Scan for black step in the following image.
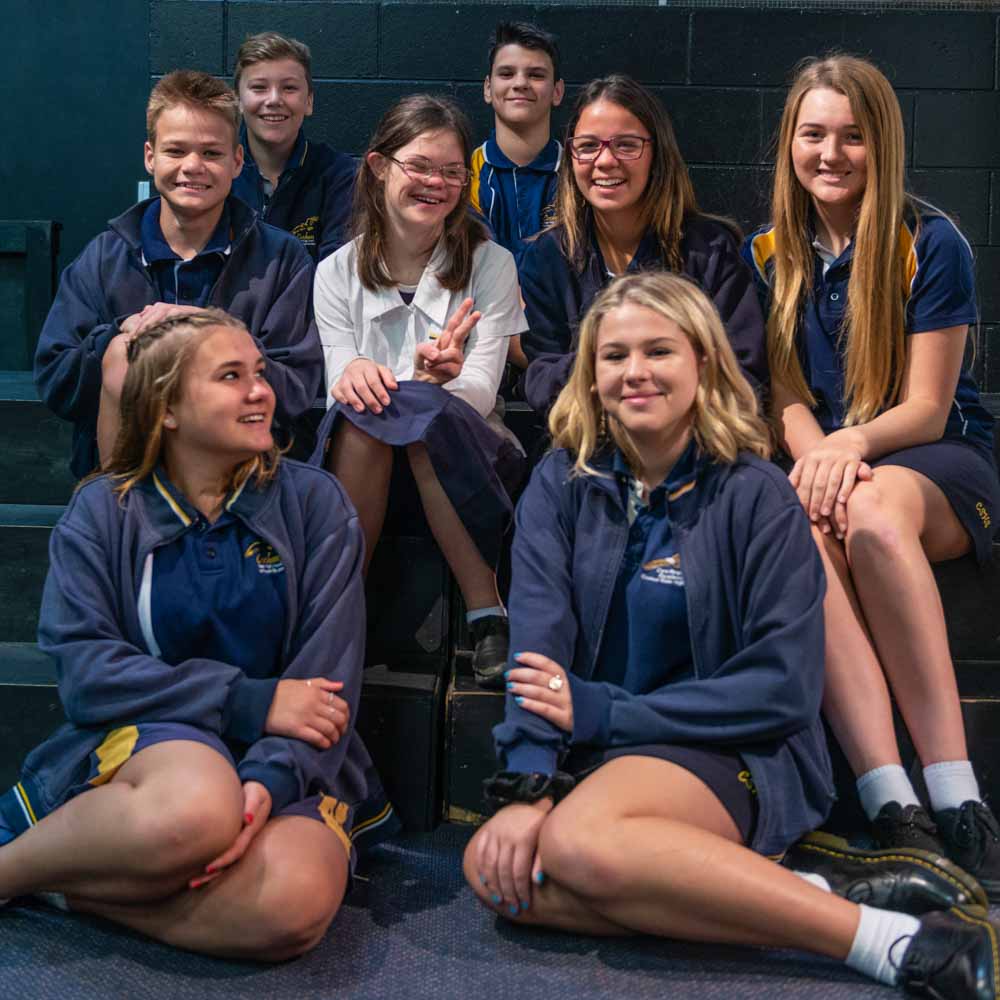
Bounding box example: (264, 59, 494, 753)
(0, 505, 61, 642)
(0, 372, 75, 505)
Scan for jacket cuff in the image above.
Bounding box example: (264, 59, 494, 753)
(92, 322, 121, 360)
(239, 762, 299, 815)
(569, 674, 611, 746)
(223, 676, 279, 744)
(503, 742, 558, 776)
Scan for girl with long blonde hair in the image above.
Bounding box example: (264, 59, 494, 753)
(744, 55, 1000, 893)
(464, 273, 995, 999)
(0, 309, 394, 959)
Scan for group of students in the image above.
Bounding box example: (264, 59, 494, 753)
(0, 18, 998, 999)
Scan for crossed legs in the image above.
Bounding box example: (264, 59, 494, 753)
(0, 741, 347, 961)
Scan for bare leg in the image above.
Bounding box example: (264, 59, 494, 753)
(813, 527, 903, 775)
(71, 817, 348, 961)
(0, 742, 243, 903)
(406, 443, 500, 611)
(97, 335, 130, 466)
(326, 421, 393, 575)
(844, 467, 970, 766)
(465, 757, 859, 956)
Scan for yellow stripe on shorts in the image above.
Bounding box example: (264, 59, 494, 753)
(318, 795, 353, 858)
(89, 725, 140, 786)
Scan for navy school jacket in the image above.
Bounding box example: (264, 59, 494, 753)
(494, 447, 835, 857)
(34, 196, 323, 478)
(519, 215, 769, 414)
(232, 125, 357, 263)
(13, 460, 377, 821)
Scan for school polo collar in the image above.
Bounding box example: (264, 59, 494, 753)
(483, 131, 562, 173)
(136, 464, 270, 534)
(240, 124, 309, 175)
(360, 237, 452, 331)
(138, 198, 233, 266)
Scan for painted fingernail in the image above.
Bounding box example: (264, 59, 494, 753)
(521, 901, 529, 911)
(245, 813, 254, 824)
(205, 865, 217, 874)
(503, 670, 510, 679)
(506, 682, 515, 691)
(509, 904, 519, 916)
(491, 894, 502, 905)
(535, 871, 545, 885)
(515, 696, 524, 705)
(479, 875, 487, 885)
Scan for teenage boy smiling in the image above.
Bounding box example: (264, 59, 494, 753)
(471, 22, 565, 266)
(232, 32, 355, 262)
(34, 70, 322, 478)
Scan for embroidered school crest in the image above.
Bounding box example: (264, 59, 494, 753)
(244, 540, 285, 575)
(292, 215, 318, 246)
(640, 554, 684, 587)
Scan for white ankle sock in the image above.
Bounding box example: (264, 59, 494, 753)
(845, 904, 921, 986)
(466, 606, 506, 624)
(923, 760, 981, 813)
(856, 765, 921, 822)
(793, 871, 831, 893)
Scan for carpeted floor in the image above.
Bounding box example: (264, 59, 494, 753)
(0, 824, 937, 1000)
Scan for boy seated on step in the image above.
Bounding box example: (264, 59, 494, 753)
(231, 31, 356, 263)
(471, 21, 564, 372)
(34, 70, 322, 479)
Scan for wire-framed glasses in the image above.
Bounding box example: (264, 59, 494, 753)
(386, 155, 471, 187)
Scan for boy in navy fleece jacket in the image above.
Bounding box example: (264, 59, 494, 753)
(34, 70, 322, 478)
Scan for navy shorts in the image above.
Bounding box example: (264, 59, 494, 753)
(563, 743, 758, 845)
(873, 438, 1000, 564)
(310, 381, 526, 567)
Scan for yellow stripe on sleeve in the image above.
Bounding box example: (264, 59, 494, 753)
(469, 146, 486, 215)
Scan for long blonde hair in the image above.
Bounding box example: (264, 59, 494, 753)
(553, 76, 697, 272)
(769, 55, 908, 425)
(104, 309, 280, 499)
(550, 272, 770, 477)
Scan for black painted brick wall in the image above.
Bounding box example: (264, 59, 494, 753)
(147, 4, 1000, 392)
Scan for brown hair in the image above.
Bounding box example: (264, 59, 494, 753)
(352, 94, 488, 291)
(105, 309, 280, 499)
(234, 31, 313, 93)
(767, 54, 909, 425)
(550, 272, 769, 477)
(146, 70, 241, 149)
(553, 75, 698, 272)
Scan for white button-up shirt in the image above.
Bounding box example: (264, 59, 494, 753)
(314, 236, 527, 418)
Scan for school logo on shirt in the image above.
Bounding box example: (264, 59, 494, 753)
(244, 541, 285, 575)
(640, 555, 684, 587)
(292, 215, 318, 247)
(976, 501, 991, 529)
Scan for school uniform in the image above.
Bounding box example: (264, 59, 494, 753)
(232, 125, 357, 262)
(744, 201, 1000, 562)
(0, 460, 397, 865)
(469, 133, 560, 265)
(519, 214, 769, 414)
(34, 196, 324, 479)
(310, 236, 529, 565)
(494, 444, 834, 857)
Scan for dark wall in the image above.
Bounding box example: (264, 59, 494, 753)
(1, 0, 149, 268)
(7, 3, 1000, 388)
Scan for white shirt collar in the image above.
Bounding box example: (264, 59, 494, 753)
(361, 237, 452, 331)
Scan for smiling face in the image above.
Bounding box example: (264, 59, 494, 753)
(571, 100, 652, 223)
(164, 326, 275, 466)
(370, 128, 466, 237)
(484, 44, 564, 129)
(595, 303, 700, 450)
(237, 57, 314, 154)
(791, 87, 867, 216)
(144, 104, 243, 224)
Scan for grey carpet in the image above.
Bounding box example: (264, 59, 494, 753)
(0, 824, 921, 999)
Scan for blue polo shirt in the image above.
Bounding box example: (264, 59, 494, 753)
(470, 133, 561, 264)
(592, 442, 698, 695)
(140, 198, 232, 306)
(143, 469, 288, 743)
(744, 204, 992, 451)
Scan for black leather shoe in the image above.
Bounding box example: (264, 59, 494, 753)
(873, 802, 948, 854)
(783, 830, 987, 916)
(894, 907, 999, 999)
(470, 615, 509, 689)
(936, 801, 1000, 903)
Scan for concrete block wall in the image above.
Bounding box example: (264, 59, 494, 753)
(147, 2, 1000, 391)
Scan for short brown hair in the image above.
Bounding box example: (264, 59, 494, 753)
(146, 70, 241, 148)
(234, 32, 313, 93)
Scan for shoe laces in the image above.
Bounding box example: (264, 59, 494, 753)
(956, 800, 1000, 848)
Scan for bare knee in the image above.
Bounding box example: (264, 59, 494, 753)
(538, 809, 626, 900)
(845, 482, 910, 561)
(252, 857, 344, 961)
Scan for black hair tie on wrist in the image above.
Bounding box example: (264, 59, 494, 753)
(483, 770, 575, 814)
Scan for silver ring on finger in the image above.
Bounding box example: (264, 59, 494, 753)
(548, 675, 564, 692)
